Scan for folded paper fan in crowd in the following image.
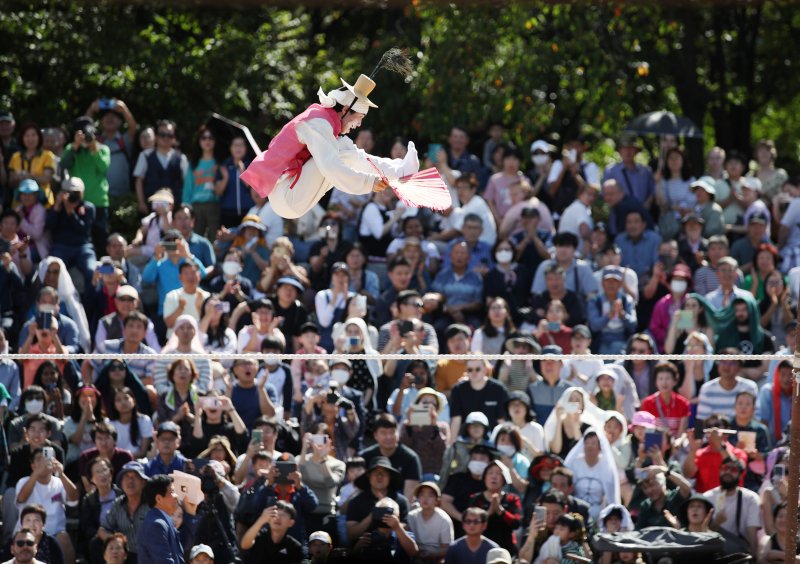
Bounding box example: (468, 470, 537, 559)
(390, 168, 452, 211)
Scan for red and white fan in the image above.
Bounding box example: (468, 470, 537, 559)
(390, 168, 452, 211)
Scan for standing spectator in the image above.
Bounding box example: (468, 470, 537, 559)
(703, 457, 761, 555)
(359, 413, 423, 501)
(449, 357, 509, 442)
(587, 267, 637, 355)
(430, 174, 497, 248)
(97, 461, 149, 562)
(143, 422, 189, 477)
(61, 117, 111, 252)
(239, 501, 304, 564)
(654, 148, 696, 240)
(485, 146, 526, 224)
(715, 151, 747, 226)
(133, 119, 188, 213)
(182, 125, 223, 241)
(603, 133, 655, 209)
(0, 209, 33, 277)
(86, 99, 138, 201)
(46, 178, 96, 296)
(128, 188, 174, 263)
(7, 122, 57, 207)
(758, 359, 794, 443)
(137, 475, 198, 564)
(162, 261, 210, 337)
(0, 111, 19, 195)
(356, 188, 402, 261)
(218, 135, 255, 228)
(635, 465, 692, 529)
(546, 133, 599, 217)
(14, 179, 47, 262)
(615, 211, 662, 278)
(639, 362, 690, 438)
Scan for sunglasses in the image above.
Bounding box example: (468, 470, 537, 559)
(404, 301, 424, 308)
(462, 519, 485, 526)
(15, 540, 34, 547)
(157, 132, 175, 139)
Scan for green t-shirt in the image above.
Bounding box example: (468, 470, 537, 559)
(637, 487, 687, 529)
(62, 144, 111, 207)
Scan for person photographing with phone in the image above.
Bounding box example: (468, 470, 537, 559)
(298, 428, 347, 534)
(301, 382, 359, 463)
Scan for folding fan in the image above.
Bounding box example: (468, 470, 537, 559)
(367, 158, 452, 211)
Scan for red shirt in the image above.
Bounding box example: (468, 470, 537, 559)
(693, 443, 748, 493)
(640, 392, 690, 436)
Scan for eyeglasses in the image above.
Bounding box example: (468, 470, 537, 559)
(489, 305, 507, 311)
(157, 131, 175, 139)
(404, 301, 424, 308)
(15, 540, 35, 547)
(462, 519, 485, 526)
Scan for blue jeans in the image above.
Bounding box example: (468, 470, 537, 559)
(51, 244, 96, 297)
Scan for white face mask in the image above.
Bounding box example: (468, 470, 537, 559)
(222, 261, 241, 276)
(330, 369, 350, 385)
(25, 399, 44, 415)
(671, 280, 688, 294)
(265, 359, 280, 369)
(495, 250, 514, 264)
(467, 460, 489, 477)
(497, 444, 516, 457)
(532, 154, 549, 166)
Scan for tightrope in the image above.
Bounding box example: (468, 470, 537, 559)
(1, 352, 798, 363)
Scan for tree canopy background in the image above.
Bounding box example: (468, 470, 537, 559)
(2, 0, 800, 173)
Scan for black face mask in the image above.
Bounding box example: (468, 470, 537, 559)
(67, 191, 82, 204)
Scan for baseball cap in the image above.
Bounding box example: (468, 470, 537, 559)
(681, 213, 704, 225)
(541, 344, 563, 355)
(0, 111, 13, 122)
(331, 262, 349, 275)
(239, 214, 266, 231)
(690, 177, 716, 196)
(530, 139, 555, 154)
(602, 266, 624, 281)
(189, 545, 214, 560)
(115, 285, 139, 300)
(308, 531, 332, 545)
(486, 547, 512, 564)
(464, 412, 490, 427)
(572, 324, 591, 339)
(748, 211, 769, 225)
(413, 481, 442, 498)
(742, 177, 763, 192)
(62, 177, 85, 192)
(157, 421, 180, 436)
(116, 461, 148, 485)
(17, 179, 40, 194)
(329, 358, 352, 369)
(276, 276, 305, 293)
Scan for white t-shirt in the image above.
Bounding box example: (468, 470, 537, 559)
(704, 486, 761, 537)
(162, 288, 210, 337)
(558, 200, 593, 237)
(111, 414, 154, 454)
(520, 421, 546, 454)
(15, 476, 75, 535)
(450, 196, 497, 246)
(407, 507, 454, 554)
(236, 326, 286, 353)
(547, 159, 600, 186)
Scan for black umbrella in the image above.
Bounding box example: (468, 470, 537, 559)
(623, 110, 703, 139)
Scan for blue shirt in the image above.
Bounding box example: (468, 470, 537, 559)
(604, 162, 656, 204)
(431, 269, 483, 307)
(443, 239, 494, 272)
(587, 291, 638, 346)
(19, 312, 81, 354)
(187, 232, 216, 267)
(141, 257, 207, 314)
(528, 378, 570, 423)
(531, 258, 599, 300)
(757, 382, 793, 439)
(143, 452, 189, 476)
(615, 230, 662, 277)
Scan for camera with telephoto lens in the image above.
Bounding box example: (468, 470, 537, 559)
(82, 124, 96, 143)
(326, 390, 341, 404)
(200, 464, 220, 495)
(67, 191, 82, 204)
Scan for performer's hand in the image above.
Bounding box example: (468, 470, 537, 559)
(372, 178, 389, 192)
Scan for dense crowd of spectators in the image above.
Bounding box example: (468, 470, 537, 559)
(0, 101, 798, 564)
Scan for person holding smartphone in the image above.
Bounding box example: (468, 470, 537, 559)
(298, 428, 346, 534)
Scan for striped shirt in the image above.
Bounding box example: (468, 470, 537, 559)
(696, 376, 758, 421)
(693, 266, 720, 297)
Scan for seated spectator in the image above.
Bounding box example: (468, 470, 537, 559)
(345, 456, 410, 548)
(519, 489, 568, 564)
(86, 258, 127, 332)
(76, 422, 134, 492)
(429, 241, 484, 331)
(592, 243, 639, 301)
(8, 122, 57, 206)
(703, 256, 750, 308)
(343, 243, 380, 300)
(297, 425, 346, 534)
(97, 461, 149, 562)
(615, 210, 662, 279)
(144, 422, 188, 477)
(157, 358, 201, 439)
(388, 360, 449, 423)
(29, 259, 91, 352)
(11, 503, 65, 564)
(141, 229, 208, 324)
(155, 315, 212, 394)
(377, 289, 437, 351)
(759, 270, 795, 344)
(239, 501, 304, 564)
(758, 358, 794, 444)
(307, 213, 348, 292)
(757, 501, 798, 563)
(496, 335, 540, 394)
(490, 424, 530, 494)
(63, 385, 106, 464)
(588, 267, 637, 355)
(224, 216, 271, 287)
(449, 357, 509, 441)
(14, 178, 50, 262)
(18, 313, 67, 389)
(443, 213, 494, 274)
(471, 297, 515, 355)
(635, 464, 692, 529)
(0, 328, 21, 411)
(399, 389, 449, 482)
(430, 173, 496, 248)
(696, 350, 759, 421)
(639, 361, 690, 438)
(703, 456, 761, 555)
(729, 390, 770, 491)
(533, 299, 573, 353)
(359, 413, 422, 501)
(466, 460, 521, 554)
(683, 415, 748, 493)
(357, 188, 403, 261)
(100, 534, 128, 564)
(108, 387, 153, 459)
(544, 387, 607, 460)
(128, 188, 174, 262)
(558, 183, 597, 256)
(46, 177, 96, 296)
(443, 507, 498, 564)
(16, 447, 79, 563)
(731, 213, 771, 274)
(270, 276, 309, 354)
(32, 361, 70, 420)
(186, 392, 246, 459)
(563, 429, 620, 522)
(601, 179, 654, 239)
(94, 285, 159, 351)
(163, 260, 210, 337)
(196, 295, 237, 363)
(6, 389, 65, 453)
(332, 317, 381, 410)
(510, 207, 554, 300)
(533, 513, 588, 564)
(649, 264, 692, 352)
(407, 481, 452, 563)
(531, 232, 598, 310)
(0, 209, 33, 278)
(232, 417, 282, 486)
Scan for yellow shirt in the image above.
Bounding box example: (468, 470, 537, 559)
(8, 149, 56, 206)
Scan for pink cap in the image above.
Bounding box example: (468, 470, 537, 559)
(630, 411, 657, 430)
